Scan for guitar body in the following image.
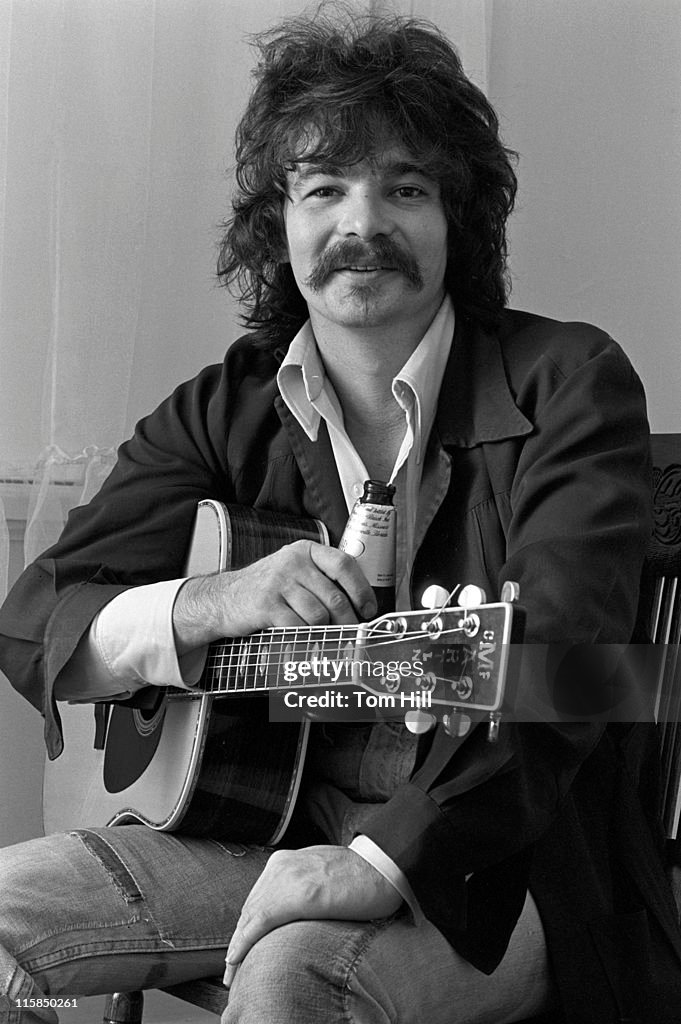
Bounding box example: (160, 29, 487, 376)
(43, 501, 327, 844)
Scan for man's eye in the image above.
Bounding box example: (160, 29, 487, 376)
(393, 185, 425, 199)
(307, 186, 338, 198)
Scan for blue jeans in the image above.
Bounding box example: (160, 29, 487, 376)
(0, 824, 553, 1024)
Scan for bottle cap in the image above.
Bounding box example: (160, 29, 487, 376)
(361, 480, 395, 505)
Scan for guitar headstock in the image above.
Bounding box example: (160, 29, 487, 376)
(353, 583, 524, 741)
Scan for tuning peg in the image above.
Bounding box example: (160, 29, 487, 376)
(500, 581, 520, 603)
(404, 709, 437, 734)
(459, 585, 487, 611)
(487, 712, 501, 743)
(421, 585, 451, 610)
(442, 710, 472, 738)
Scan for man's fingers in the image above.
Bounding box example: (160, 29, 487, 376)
(222, 961, 237, 988)
(223, 897, 296, 985)
(262, 541, 376, 624)
(279, 583, 350, 627)
(227, 905, 276, 965)
(307, 543, 377, 621)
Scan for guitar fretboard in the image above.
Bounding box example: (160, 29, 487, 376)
(202, 623, 389, 695)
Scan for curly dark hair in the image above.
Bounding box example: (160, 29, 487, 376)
(217, 5, 518, 344)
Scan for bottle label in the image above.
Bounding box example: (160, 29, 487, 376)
(339, 501, 396, 587)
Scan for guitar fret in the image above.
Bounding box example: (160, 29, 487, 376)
(307, 629, 319, 688)
(249, 632, 265, 691)
(245, 637, 255, 691)
(207, 644, 223, 693)
(222, 638, 237, 692)
(248, 637, 258, 690)
(242, 637, 253, 690)
(239, 638, 250, 690)
(283, 635, 295, 689)
(257, 633, 269, 685)
(210, 642, 224, 694)
(254, 635, 265, 688)
(266, 629, 279, 689)
(237, 636, 248, 691)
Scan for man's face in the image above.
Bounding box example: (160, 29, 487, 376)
(282, 144, 449, 338)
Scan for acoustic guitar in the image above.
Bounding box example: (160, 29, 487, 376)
(43, 500, 522, 844)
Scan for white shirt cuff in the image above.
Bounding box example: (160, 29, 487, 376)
(349, 835, 424, 924)
(55, 579, 208, 702)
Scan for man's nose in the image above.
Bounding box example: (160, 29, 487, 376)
(339, 191, 393, 240)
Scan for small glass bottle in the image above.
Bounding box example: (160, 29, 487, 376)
(339, 479, 396, 616)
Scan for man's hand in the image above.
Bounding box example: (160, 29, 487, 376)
(222, 845, 403, 987)
(172, 540, 377, 654)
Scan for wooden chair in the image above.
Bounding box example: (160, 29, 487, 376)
(648, 434, 681, 862)
(102, 434, 681, 1024)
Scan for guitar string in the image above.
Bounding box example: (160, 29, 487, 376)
(178, 656, 480, 696)
(203, 627, 468, 670)
(204, 622, 467, 653)
(202, 627, 474, 664)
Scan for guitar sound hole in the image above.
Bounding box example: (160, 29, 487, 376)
(103, 701, 167, 793)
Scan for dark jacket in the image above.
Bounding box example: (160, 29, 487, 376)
(1, 309, 680, 1021)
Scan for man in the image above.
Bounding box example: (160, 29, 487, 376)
(0, 8, 679, 1024)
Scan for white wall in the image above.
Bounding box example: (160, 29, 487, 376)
(488, 0, 681, 430)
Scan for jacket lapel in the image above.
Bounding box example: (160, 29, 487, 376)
(274, 395, 348, 545)
(436, 317, 532, 449)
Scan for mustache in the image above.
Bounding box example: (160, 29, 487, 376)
(305, 239, 423, 291)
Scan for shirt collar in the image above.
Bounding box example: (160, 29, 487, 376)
(277, 296, 455, 448)
(276, 322, 326, 439)
(392, 296, 454, 462)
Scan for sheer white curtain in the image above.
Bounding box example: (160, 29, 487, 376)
(0, 0, 156, 578)
(0, 0, 247, 592)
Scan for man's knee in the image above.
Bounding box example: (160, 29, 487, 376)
(223, 919, 379, 1024)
